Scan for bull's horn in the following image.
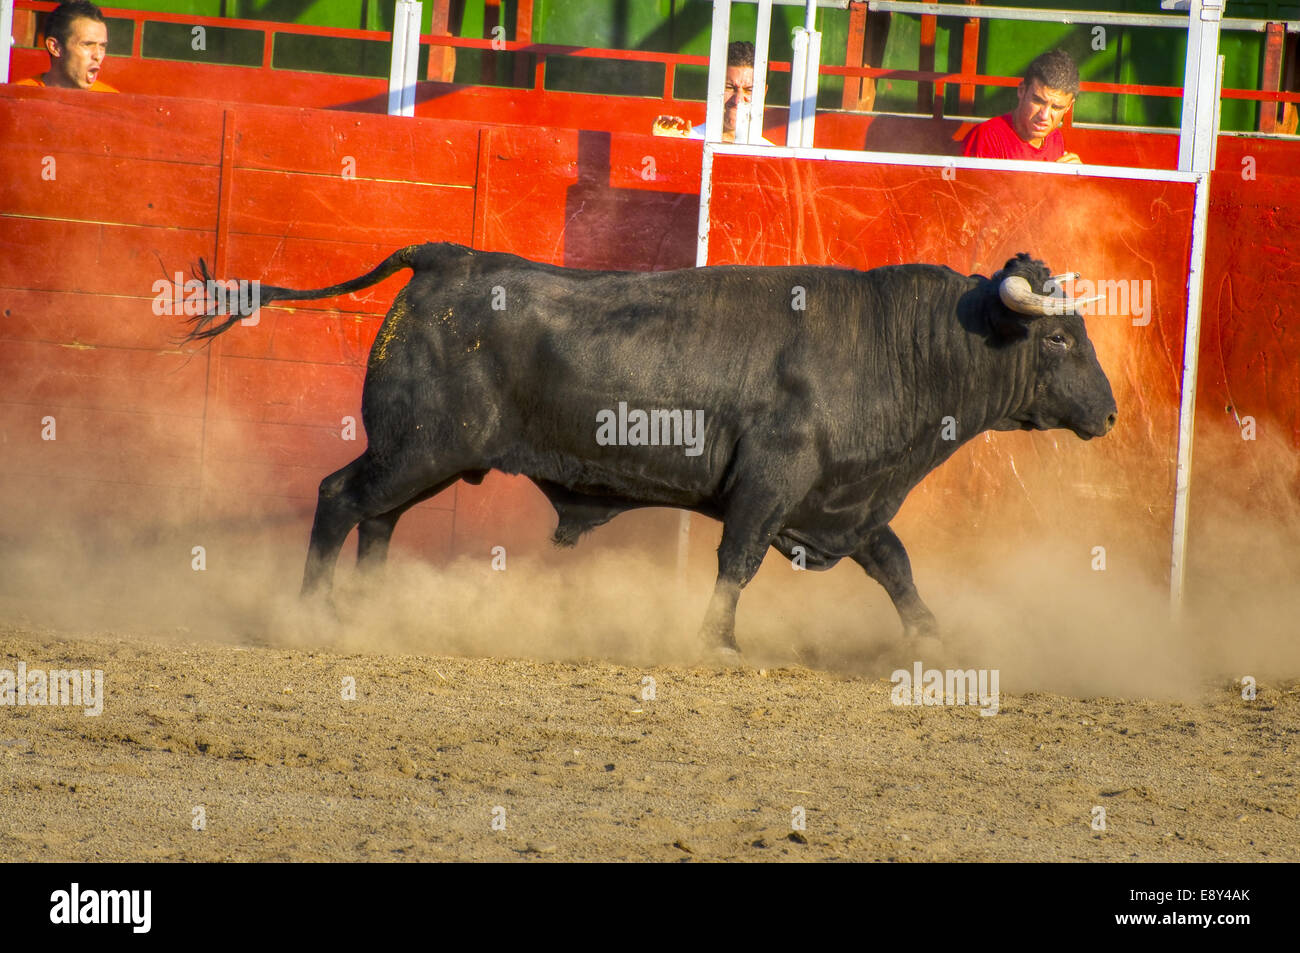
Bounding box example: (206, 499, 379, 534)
(999, 275, 1100, 316)
(1048, 271, 1080, 284)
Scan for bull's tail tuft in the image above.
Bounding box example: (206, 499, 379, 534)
(181, 244, 424, 344)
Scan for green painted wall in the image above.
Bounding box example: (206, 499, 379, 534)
(94, 2, 1293, 130)
(872, 0, 1288, 131)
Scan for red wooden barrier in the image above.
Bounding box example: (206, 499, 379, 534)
(2, 83, 1298, 591)
(705, 154, 1195, 581)
(702, 141, 1300, 584)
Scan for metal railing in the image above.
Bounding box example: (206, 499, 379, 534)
(7, 0, 1299, 112)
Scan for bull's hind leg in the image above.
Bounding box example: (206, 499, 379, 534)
(301, 452, 466, 596)
(851, 525, 938, 640)
(355, 469, 485, 571)
(354, 478, 461, 571)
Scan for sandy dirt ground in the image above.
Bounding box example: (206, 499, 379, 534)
(1, 519, 1297, 863)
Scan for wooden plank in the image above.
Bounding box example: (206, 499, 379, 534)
(201, 416, 376, 471)
(0, 148, 220, 231)
(0, 289, 196, 351)
(191, 484, 455, 556)
(0, 338, 208, 416)
(210, 306, 381, 367)
(959, 3, 980, 115)
(0, 218, 215, 297)
(226, 168, 475, 245)
(918, 0, 937, 115)
(477, 126, 697, 270)
(841, 1, 868, 111)
(472, 127, 493, 251)
(198, 455, 349, 505)
(0, 402, 203, 487)
(428, 0, 458, 83)
(220, 236, 419, 314)
(0, 90, 224, 165)
(198, 465, 325, 506)
(1, 61, 387, 115)
(1261, 22, 1286, 134)
(230, 106, 481, 185)
(385, 504, 456, 559)
(0, 471, 199, 531)
(214, 110, 237, 279)
(208, 353, 366, 428)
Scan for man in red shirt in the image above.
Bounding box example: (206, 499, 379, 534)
(13, 1, 118, 92)
(963, 49, 1078, 163)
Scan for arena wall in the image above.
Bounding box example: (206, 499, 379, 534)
(1, 83, 1296, 586)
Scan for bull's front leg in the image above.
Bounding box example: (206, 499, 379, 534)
(851, 525, 938, 641)
(700, 484, 809, 660)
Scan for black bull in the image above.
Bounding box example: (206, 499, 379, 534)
(186, 243, 1116, 657)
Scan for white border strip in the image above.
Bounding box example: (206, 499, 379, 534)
(387, 0, 421, 117)
(707, 141, 1203, 184)
(1168, 172, 1212, 613)
(749, 0, 773, 145)
(867, 1, 1296, 32)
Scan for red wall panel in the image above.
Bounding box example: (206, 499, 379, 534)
(1191, 140, 1300, 570)
(3, 81, 1299, 593)
(1, 290, 181, 350)
(0, 338, 207, 415)
(706, 153, 1197, 578)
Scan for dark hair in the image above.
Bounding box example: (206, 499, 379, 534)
(727, 40, 754, 69)
(1024, 49, 1079, 97)
(43, 1, 106, 50)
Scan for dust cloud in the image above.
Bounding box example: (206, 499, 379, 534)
(1, 496, 1296, 702)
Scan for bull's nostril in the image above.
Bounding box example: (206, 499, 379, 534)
(1106, 412, 1118, 431)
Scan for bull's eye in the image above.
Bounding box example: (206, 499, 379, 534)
(1046, 332, 1070, 348)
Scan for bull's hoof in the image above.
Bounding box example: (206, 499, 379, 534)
(299, 589, 341, 623)
(900, 634, 946, 668)
(699, 644, 744, 668)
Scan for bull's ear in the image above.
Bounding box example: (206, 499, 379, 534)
(988, 306, 1033, 341)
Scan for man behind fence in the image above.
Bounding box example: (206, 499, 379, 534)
(14, 1, 118, 92)
(962, 49, 1079, 163)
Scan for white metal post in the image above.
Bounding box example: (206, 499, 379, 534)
(1177, 0, 1225, 172)
(703, 0, 732, 145)
(1168, 43, 1224, 614)
(1, 0, 15, 85)
(1168, 169, 1213, 613)
(787, 28, 808, 145)
(747, 0, 773, 144)
(1167, 1, 1224, 612)
(787, 0, 821, 147)
(799, 9, 821, 147)
(698, 1, 732, 270)
(387, 0, 422, 117)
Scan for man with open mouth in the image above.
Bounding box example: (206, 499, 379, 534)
(14, 0, 118, 93)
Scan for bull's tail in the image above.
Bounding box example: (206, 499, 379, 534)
(182, 244, 422, 342)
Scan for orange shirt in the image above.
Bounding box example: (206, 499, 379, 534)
(13, 76, 118, 92)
